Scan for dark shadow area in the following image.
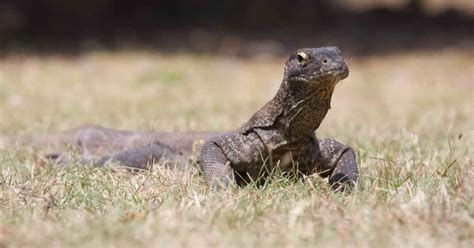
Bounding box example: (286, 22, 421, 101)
(0, 0, 472, 56)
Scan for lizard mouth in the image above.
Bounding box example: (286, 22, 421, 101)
(304, 67, 349, 82)
(287, 66, 349, 84)
(321, 64, 349, 78)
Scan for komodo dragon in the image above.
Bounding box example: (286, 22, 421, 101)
(0, 47, 358, 190)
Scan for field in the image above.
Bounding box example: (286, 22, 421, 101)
(0, 48, 473, 247)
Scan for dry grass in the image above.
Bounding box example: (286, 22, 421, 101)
(0, 48, 473, 247)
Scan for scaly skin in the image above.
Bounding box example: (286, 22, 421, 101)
(0, 47, 358, 190)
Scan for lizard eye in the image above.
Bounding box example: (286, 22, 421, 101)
(296, 51, 309, 66)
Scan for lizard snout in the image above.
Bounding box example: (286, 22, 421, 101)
(334, 61, 349, 79)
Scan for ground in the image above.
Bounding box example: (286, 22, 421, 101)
(0, 48, 473, 247)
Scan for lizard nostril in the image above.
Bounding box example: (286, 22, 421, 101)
(322, 59, 328, 64)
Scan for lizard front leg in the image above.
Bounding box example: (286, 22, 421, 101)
(314, 138, 359, 190)
(200, 141, 235, 186)
(200, 132, 265, 187)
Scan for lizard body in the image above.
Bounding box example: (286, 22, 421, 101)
(1, 47, 358, 190)
(201, 47, 357, 188)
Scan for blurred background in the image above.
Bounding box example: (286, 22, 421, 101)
(0, 0, 472, 133)
(0, 0, 473, 56)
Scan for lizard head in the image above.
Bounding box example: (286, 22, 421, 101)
(284, 47, 349, 87)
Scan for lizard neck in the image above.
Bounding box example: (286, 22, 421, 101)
(277, 79, 335, 141)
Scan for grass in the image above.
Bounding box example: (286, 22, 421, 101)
(0, 48, 473, 247)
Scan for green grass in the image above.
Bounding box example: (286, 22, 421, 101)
(0, 49, 473, 247)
